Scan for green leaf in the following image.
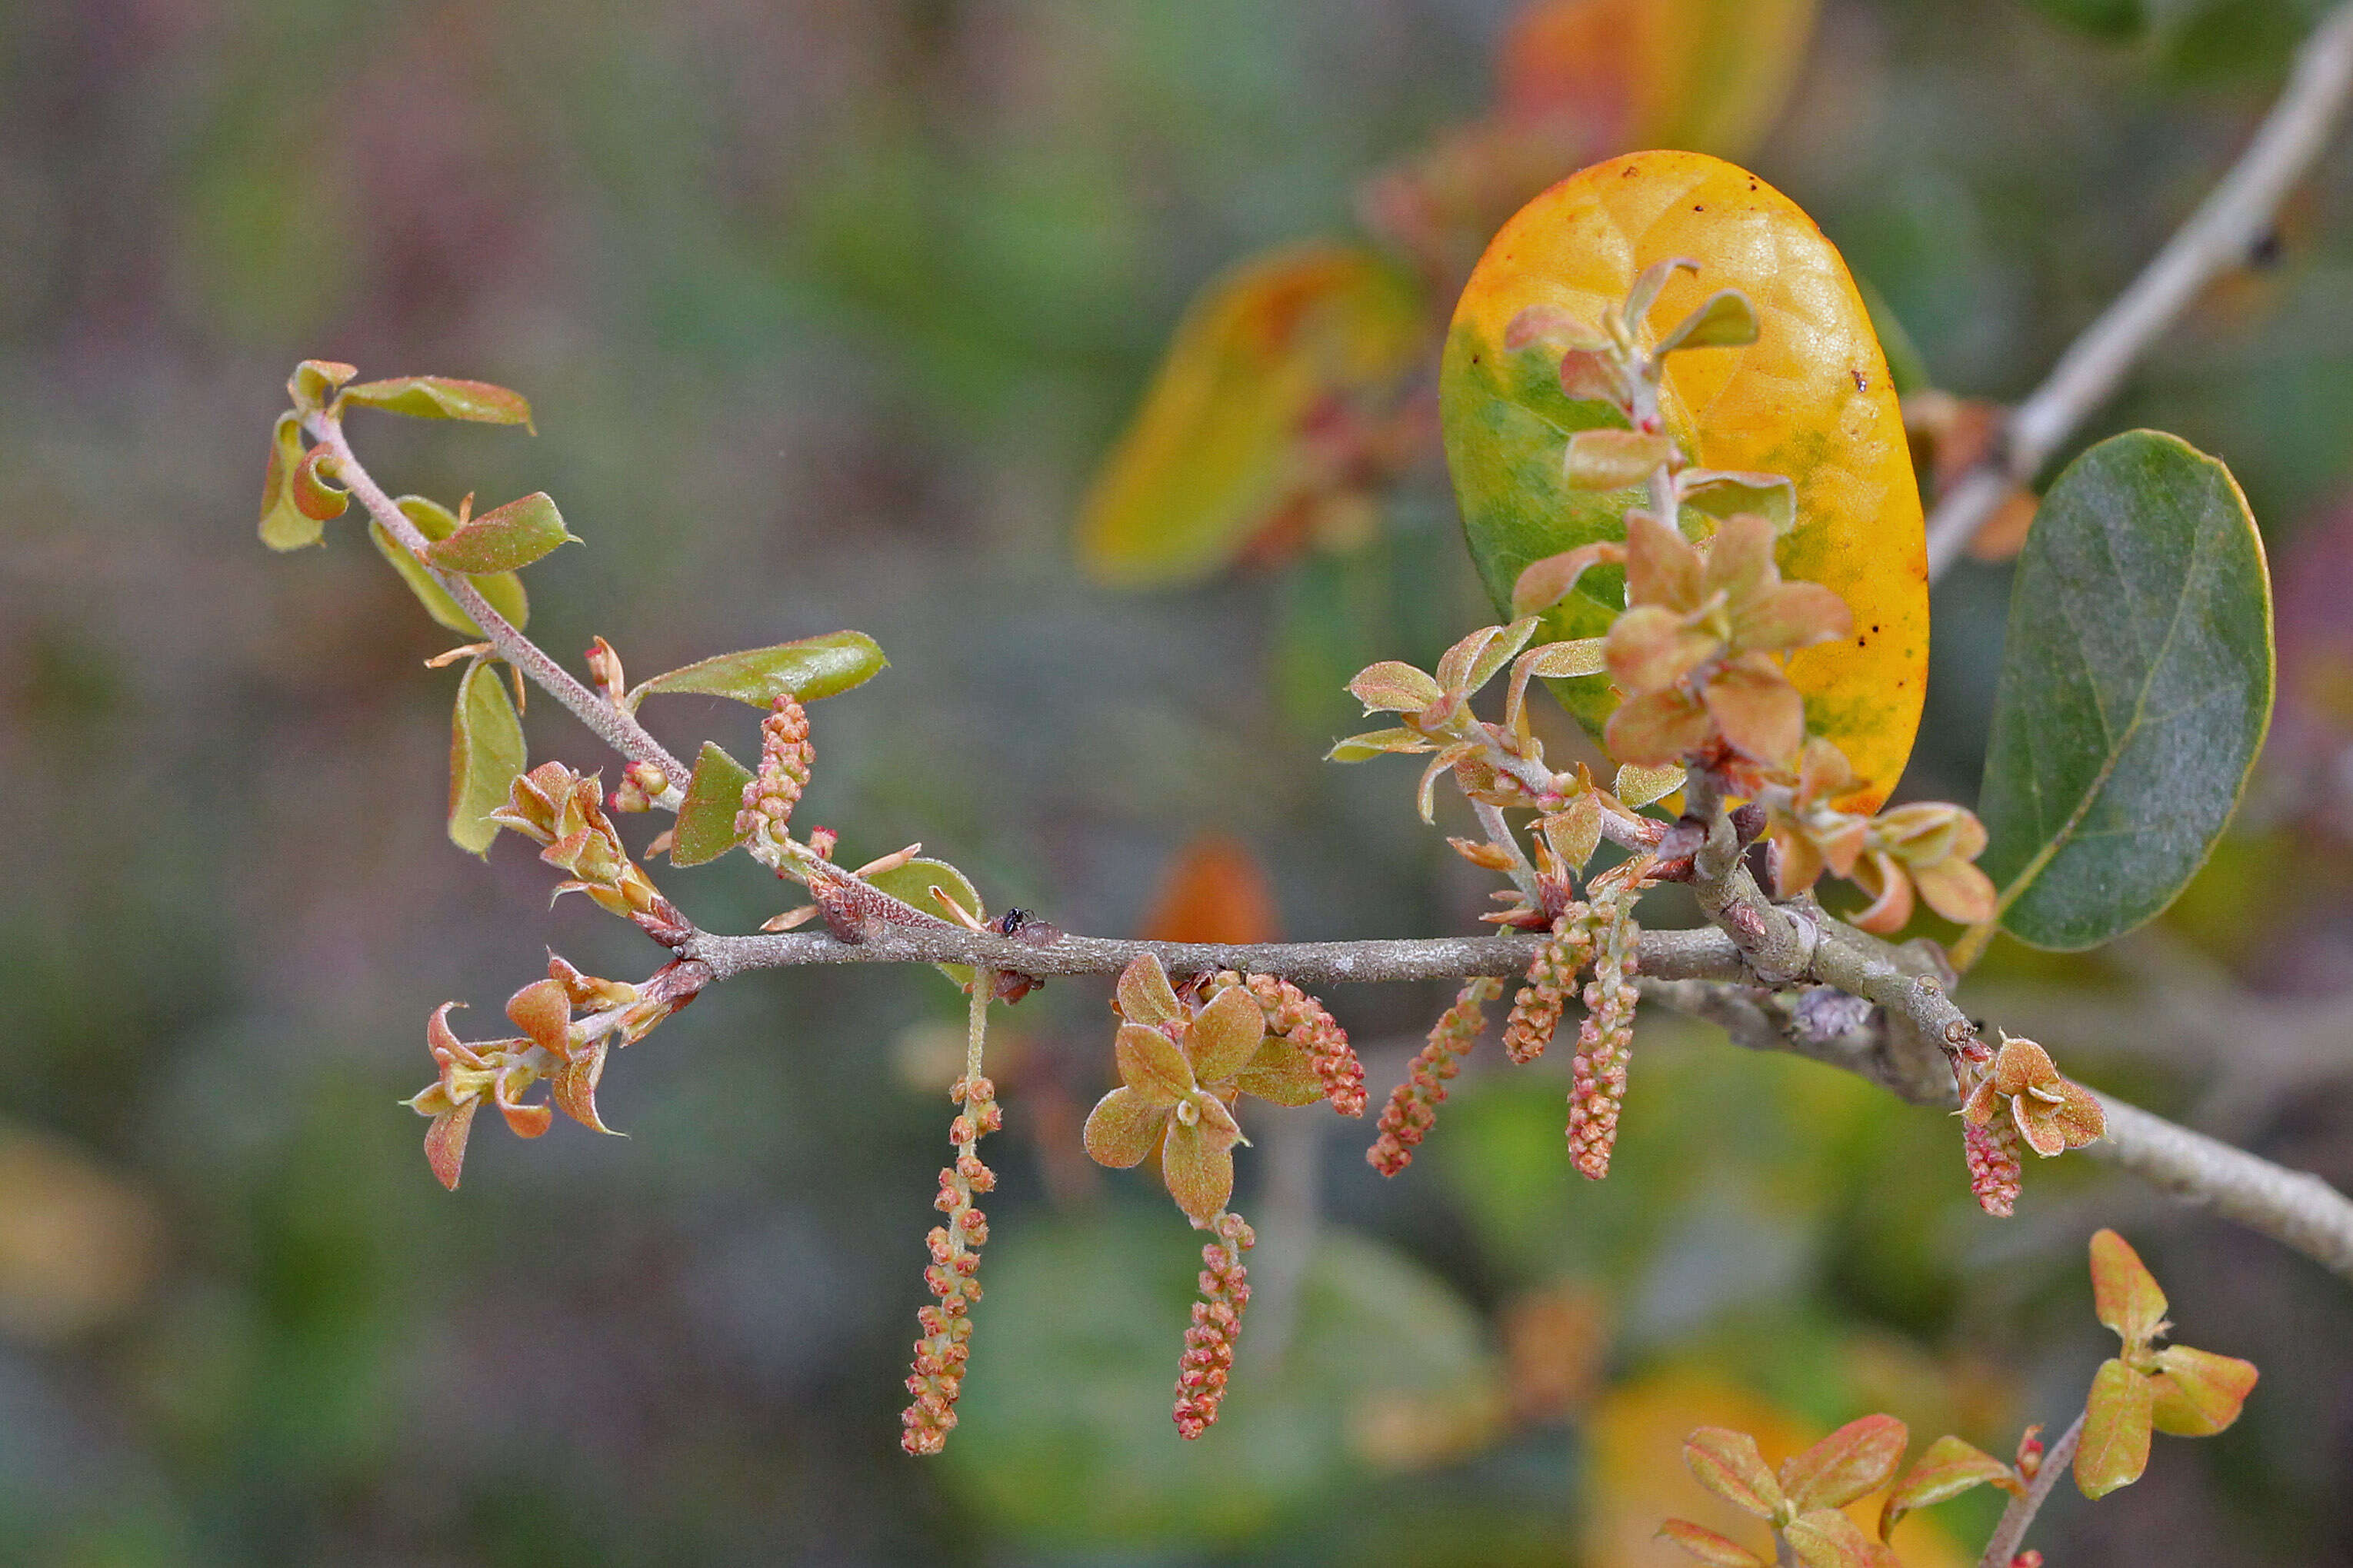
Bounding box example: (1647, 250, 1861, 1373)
(258, 413, 322, 551)
(1977, 431, 2275, 950)
(424, 491, 577, 573)
(369, 496, 531, 635)
(286, 359, 357, 414)
(625, 631, 885, 711)
(1326, 727, 1430, 763)
(448, 661, 526, 856)
(865, 855, 984, 989)
(2075, 1359, 2155, 1500)
(338, 375, 535, 430)
(670, 742, 752, 867)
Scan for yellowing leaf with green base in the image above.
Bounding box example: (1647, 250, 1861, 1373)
(1441, 151, 1928, 811)
(1080, 241, 1422, 588)
(448, 661, 526, 856)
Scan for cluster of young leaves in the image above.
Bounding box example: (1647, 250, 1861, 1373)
(2075, 1229, 2260, 1498)
(1659, 1230, 2257, 1565)
(1077, 0, 1820, 588)
(255, 358, 890, 860)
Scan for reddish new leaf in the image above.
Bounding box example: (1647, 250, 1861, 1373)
(1779, 1413, 1908, 1513)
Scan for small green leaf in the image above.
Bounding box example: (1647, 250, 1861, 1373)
(625, 631, 885, 711)
(671, 742, 752, 867)
(338, 375, 535, 431)
(370, 495, 531, 635)
(291, 445, 349, 521)
(448, 661, 527, 856)
(1328, 727, 1431, 762)
(258, 413, 322, 551)
(1878, 1435, 2016, 1541)
(287, 359, 357, 414)
(425, 491, 576, 573)
(1978, 431, 2274, 950)
(1779, 1413, 1907, 1513)
(864, 856, 985, 989)
(1655, 290, 1761, 355)
(2075, 1359, 2155, 1500)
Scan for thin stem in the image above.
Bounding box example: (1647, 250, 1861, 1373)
(1977, 1411, 2085, 1568)
(1924, 2, 2353, 579)
(307, 411, 692, 805)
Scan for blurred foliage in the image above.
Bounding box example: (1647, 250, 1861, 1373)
(4, 1, 2353, 1565)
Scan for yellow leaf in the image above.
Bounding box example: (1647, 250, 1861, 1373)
(1582, 1369, 1969, 1568)
(1443, 151, 1928, 811)
(1079, 241, 1422, 588)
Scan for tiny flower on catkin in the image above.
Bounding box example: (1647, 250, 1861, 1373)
(901, 1071, 999, 1456)
(1369, 977, 1499, 1175)
(1565, 893, 1641, 1179)
(1502, 906, 1596, 1064)
(735, 692, 812, 843)
(1172, 1211, 1254, 1440)
(1964, 1117, 2025, 1217)
(1215, 971, 1365, 1116)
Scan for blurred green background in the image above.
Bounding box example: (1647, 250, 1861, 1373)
(5, 0, 2353, 1563)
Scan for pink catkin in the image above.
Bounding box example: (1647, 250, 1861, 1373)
(735, 694, 813, 840)
(1965, 1115, 2024, 1217)
(1369, 977, 1500, 1176)
(1172, 1212, 1254, 1440)
(1564, 895, 1639, 1179)
(1501, 907, 1596, 1064)
(1225, 973, 1365, 1117)
(901, 1075, 999, 1455)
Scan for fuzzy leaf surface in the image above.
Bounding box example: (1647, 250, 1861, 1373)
(671, 742, 753, 867)
(425, 491, 577, 573)
(626, 631, 885, 711)
(339, 376, 534, 429)
(1978, 431, 2273, 950)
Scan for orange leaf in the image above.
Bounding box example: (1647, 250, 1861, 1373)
(1142, 834, 1283, 945)
(1079, 242, 1421, 587)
